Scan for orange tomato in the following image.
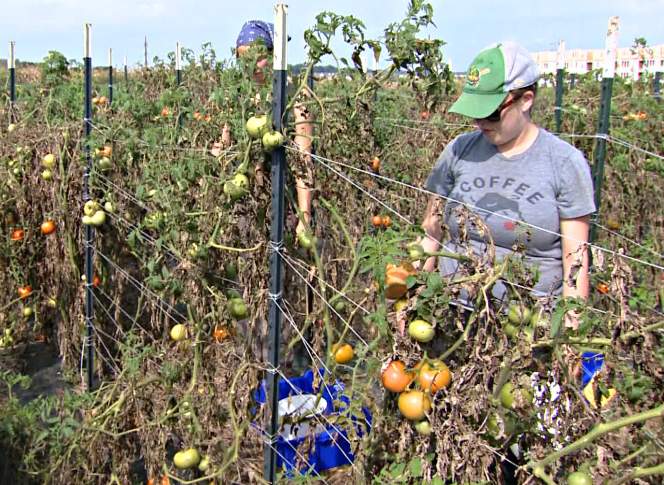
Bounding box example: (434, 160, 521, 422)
(18, 285, 33, 299)
(385, 263, 416, 300)
(213, 325, 230, 342)
(420, 110, 430, 121)
(398, 390, 432, 421)
(416, 360, 451, 393)
(161, 475, 170, 485)
(161, 107, 171, 117)
(98, 145, 112, 158)
(333, 343, 354, 364)
(381, 215, 392, 228)
(10, 228, 25, 241)
(92, 275, 102, 288)
(381, 360, 415, 393)
(193, 111, 201, 120)
(41, 220, 56, 235)
(98, 96, 108, 105)
(596, 283, 609, 294)
(204, 114, 211, 122)
(370, 156, 380, 172)
(371, 215, 383, 227)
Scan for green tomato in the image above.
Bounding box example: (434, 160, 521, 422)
(332, 300, 346, 313)
(228, 298, 248, 319)
(407, 241, 425, 260)
(198, 456, 210, 472)
(414, 420, 432, 435)
(170, 324, 187, 341)
(223, 173, 249, 201)
(408, 319, 435, 343)
(41, 169, 53, 181)
(90, 210, 106, 227)
(567, 471, 593, 485)
(246, 115, 269, 139)
(173, 448, 200, 469)
(507, 304, 532, 326)
(503, 323, 519, 339)
(499, 382, 533, 410)
(22, 306, 34, 318)
(224, 262, 238, 280)
(84, 200, 99, 216)
(297, 231, 314, 250)
(41, 153, 56, 169)
(261, 130, 285, 152)
(98, 157, 113, 171)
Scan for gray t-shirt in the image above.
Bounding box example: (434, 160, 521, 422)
(425, 128, 596, 299)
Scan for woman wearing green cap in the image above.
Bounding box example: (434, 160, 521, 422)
(420, 41, 595, 322)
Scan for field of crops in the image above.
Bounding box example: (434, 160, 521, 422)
(1, 3, 663, 485)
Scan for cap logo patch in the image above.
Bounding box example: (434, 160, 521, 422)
(467, 66, 491, 87)
(467, 66, 480, 86)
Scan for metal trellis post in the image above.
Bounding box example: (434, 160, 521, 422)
(175, 42, 182, 86)
(175, 42, 182, 128)
(124, 56, 129, 86)
(264, 3, 288, 483)
(83, 23, 96, 390)
(654, 71, 662, 102)
(9, 41, 16, 122)
(108, 48, 113, 105)
(590, 17, 618, 243)
(554, 40, 565, 133)
(570, 73, 576, 90)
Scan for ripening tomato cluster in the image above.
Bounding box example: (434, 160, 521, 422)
(371, 214, 392, 229)
(381, 357, 452, 434)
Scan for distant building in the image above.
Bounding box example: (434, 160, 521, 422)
(532, 44, 664, 79)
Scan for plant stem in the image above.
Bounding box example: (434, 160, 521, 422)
(528, 404, 664, 470)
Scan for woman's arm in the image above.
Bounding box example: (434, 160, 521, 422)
(420, 196, 444, 272)
(560, 215, 591, 299)
(293, 102, 314, 236)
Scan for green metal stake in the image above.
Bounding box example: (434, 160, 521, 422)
(554, 68, 565, 133)
(264, 4, 288, 483)
(589, 16, 619, 243)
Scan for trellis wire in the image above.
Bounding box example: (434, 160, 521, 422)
(287, 145, 664, 272)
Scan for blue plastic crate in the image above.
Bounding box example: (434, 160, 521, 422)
(255, 369, 371, 475)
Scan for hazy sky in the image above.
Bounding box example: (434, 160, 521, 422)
(2, 0, 663, 70)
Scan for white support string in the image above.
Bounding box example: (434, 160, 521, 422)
(104, 209, 240, 288)
(279, 253, 371, 348)
(592, 221, 664, 261)
(94, 285, 159, 342)
(273, 297, 372, 432)
(95, 250, 189, 324)
(286, 145, 664, 272)
(88, 120, 240, 155)
(94, 172, 152, 212)
(282, 253, 370, 316)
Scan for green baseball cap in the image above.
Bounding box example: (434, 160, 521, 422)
(449, 41, 540, 119)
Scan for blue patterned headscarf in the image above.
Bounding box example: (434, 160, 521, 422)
(236, 20, 274, 51)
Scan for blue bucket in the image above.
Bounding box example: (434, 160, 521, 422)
(254, 369, 372, 475)
(581, 352, 604, 387)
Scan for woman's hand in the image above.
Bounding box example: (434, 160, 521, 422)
(418, 196, 444, 271)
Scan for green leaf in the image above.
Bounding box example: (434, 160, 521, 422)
(409, 456, 423, 477)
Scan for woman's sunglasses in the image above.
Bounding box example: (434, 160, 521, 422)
(478, 93, 523, 122)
